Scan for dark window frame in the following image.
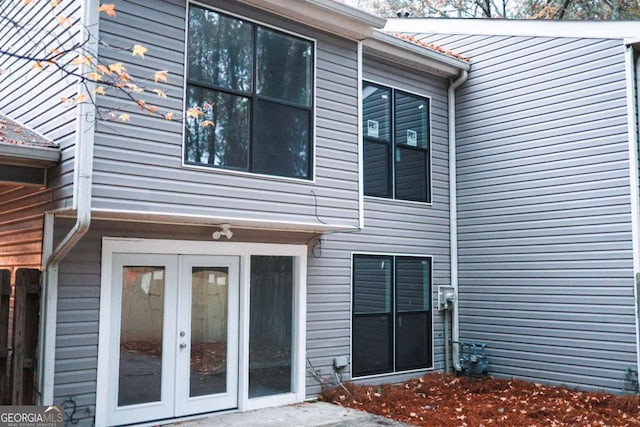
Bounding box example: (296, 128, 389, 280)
(363, 81, 431, 203)
(351, 254, 433, 378)
(184, 3, 315, 180)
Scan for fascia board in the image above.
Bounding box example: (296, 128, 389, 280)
(0, 144, 60, 167)
(385, 18, 640, 40)
(235, 0, 386, 40)
(86, 209, 358, 234)
(364, 31, 469, 77)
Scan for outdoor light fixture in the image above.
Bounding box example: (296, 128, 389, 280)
(212, 224, 233, 240)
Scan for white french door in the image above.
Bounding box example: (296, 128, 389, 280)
(104, 254, 239, 426)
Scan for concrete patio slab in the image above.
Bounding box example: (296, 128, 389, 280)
(167, 401, 412, 427)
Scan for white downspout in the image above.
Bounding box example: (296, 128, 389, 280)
(627, 45, 640, 390)
(38, 0, 98, 404)
(449, 70, 468, 372)
(635, 52, 640, 391)
(357, 40, 364, 230)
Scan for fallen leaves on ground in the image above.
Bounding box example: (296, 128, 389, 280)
(320, 373, 640, 427)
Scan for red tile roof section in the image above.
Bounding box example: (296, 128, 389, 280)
(391, 33, 470, 62)
(0, 113, 56, 148)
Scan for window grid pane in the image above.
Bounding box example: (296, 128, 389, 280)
(257, 27, 313, 107)
(363, 82, 431, 202)
(184, 85, 250, 170)
(185, 4, 313, 180)
(187, 6, 253, 93)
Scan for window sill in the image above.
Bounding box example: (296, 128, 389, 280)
(182, 161, 316, 185)
(351, 366, 435, 381)
(364, 195, 433, 207)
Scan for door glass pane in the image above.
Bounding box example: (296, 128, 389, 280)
(254, 100, 310, 179)
(249, 256, 293, 398)
(118, 266, 165, 407)
(187, 5, 253, 92)
(256, 27, 312, 107)
(189, 267, 229, 398)
(184, 85, 250, 170)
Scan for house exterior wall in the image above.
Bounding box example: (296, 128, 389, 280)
(52, 218, 313, 426)
(414, 32, 638, 393)
(92, 0, 359, 228)
(303, 56, 451, 396)
(0, 0, 80, 209)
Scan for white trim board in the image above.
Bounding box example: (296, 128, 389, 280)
(96, 238, 308, 426)
(384, 18, 640, 40)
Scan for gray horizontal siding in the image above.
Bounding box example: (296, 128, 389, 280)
(415, 32, 636, 393)
(0, 0, 79, 210)
(304, 57, 451, 396)
(92, 0, 359, 227)
(53, 218, 314, 425)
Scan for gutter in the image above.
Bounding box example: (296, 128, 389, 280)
(37, 0, 98, 404)
(449, 70, 468, 372)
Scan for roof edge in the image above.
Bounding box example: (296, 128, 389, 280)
(236, 0, 386, 40)
(384, 18, 640, 40)
(0, 143, 60, 167)
(364, 30, 470, 78)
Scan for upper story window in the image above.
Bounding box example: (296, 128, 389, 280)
(363, 82, 431, 202)
(184, 5, 314, 180)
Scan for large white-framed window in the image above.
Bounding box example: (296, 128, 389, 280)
(362, 82, 431, 203)
(183, 3, 315, 180)
(351, 253, 433, 378)
(95, 238, 308, 426)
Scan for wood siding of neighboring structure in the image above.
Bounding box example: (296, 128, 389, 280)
(304, 56, 451, 396)
(414, 33, 637, 393)
(93, 0, 359, 228)
(0, 185, 51, 274)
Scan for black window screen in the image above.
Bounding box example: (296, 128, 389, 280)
(352, 255, 432, 377)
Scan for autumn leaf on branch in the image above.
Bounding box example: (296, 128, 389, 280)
(55, 15, 72, 26)
(154, 70, 168, 84)
(98, 3, 116, 17)
(186, 107, 204, 119)
(152, 89, 167, 98)
(5, 0, 213, 127)
(132, 44, 147, 59)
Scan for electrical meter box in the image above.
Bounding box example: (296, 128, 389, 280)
(438, 286, 456, 310)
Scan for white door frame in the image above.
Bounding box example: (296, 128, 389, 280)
(96, 238, 307, 426)
(106, 254, 179, 426)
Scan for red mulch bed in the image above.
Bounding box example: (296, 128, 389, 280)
(320, 373, 640, 427)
